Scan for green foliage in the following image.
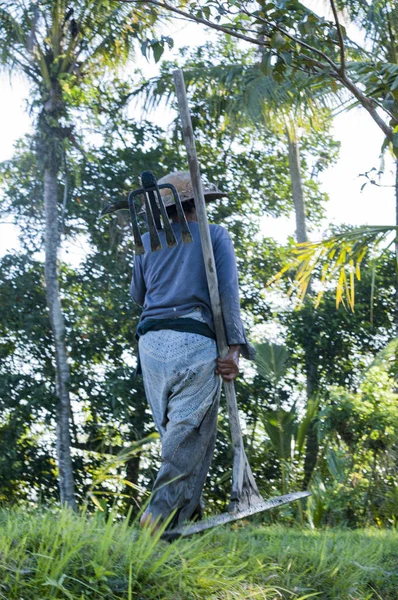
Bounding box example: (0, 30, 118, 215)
(297, 397, 320, 457)
(262, 405, 297, 461)
(0, 115, 178, 505)
(0, 1, 160, 170)
(0, 1, 159, 82)
(147, 0, 398, 163)
(0, 508, 290, 599)
(313, 364, 398, 527)
(342, 0, 398, 135)
(86, 435, 159, 511)
(253, 340, 321, 494)
(0, 80, 298, 508)
(0, 253, 59, 502)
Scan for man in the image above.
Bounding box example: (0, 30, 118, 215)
(130, 171, 253, 530)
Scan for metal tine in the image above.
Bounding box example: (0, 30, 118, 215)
(141, 171, 162, 232)
(159, 183, 194, 244)
(146, 188, 162, 231)
(128, 190, 145, 255)
(141, 171, 177, 249)
(143, 190, 162, 252)
(149, 187, 178, 248)
(151, 187, 178, 249)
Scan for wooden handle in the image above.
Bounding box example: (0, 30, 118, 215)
(173, 69, 262, 509)
(173, 68, 229, 358)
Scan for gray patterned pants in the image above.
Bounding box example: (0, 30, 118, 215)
(139, 312, 221, 526)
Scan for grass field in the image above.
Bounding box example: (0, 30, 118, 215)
(0, 508, 397, 599)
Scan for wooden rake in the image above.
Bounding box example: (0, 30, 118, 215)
(101, 69, 310, 540)
(161, 71, 310, 540)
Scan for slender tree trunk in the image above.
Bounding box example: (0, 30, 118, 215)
(286, 124, 319, 490)
(43, 85, 76, 509)
(395, 159, 398, 333)
(286, 126, 308, 244)
(44, 165, 76, 510)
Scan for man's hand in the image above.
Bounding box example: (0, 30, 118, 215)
(216, 345, 240, 381)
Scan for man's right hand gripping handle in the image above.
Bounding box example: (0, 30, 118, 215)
(215, 345, 240, 381)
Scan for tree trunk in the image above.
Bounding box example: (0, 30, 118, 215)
(286, 126, 308, 244)
(43, 131, 76, 510)
(286, 124, 319, 490)
(395, 159, 398, 333)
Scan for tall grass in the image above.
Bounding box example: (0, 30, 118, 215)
(0, 507, 396, 599)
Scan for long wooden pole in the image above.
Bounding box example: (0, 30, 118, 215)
(173, 69, 263, 511)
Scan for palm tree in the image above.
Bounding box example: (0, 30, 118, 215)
(270, 1, 398, 323)
(0, 0, 160, 508)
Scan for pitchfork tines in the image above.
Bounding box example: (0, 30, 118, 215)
(100, 170, 193, 254)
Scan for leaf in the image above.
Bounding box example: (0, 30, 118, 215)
(297, 396, 320, 457)
(262, 405, 298, 459)
(88, 493, 105, 512)
(270, 32, 285, 49)
(381, 136, 391, 154)
(326, 448, 346, 483)
(280, 52, 292, 66)
(367, 337, 398, 371)
(152, 41, 164, 64)
(255, 342, 289, 385)
(164, 35, 174, 50)
(141, 39, 148, 59)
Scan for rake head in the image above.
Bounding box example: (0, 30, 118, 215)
(101, 170, 193, 254)
(162, 491, 311, 541)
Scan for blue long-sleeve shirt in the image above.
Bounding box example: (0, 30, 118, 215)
(130, 221, 254, 360)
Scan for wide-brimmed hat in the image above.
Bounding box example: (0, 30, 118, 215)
(143, 171, 227, 210)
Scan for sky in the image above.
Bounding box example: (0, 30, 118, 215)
(0, 13, 396, 259)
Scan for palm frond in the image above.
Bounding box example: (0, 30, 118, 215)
(134, 49, 337, 135)
(0, 3, 29, 72)
(270, 225, 398, 310)
(0, 4, 26, 44)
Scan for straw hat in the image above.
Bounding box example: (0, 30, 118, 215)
(152, 171, 227, 208)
